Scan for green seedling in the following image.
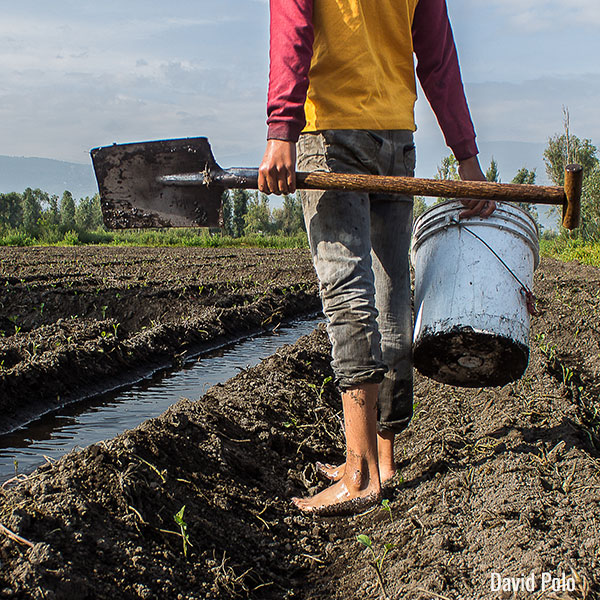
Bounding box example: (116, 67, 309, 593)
(561, 364, 574, 386)
(536, 334, 557, 361)
(308, 375, 333, 401)
(357, 534, 396, 571)
(112, 323, 120, 337)
(357, 534, 396, 600)
(101, 305, 108, 319)
(173, 505, 192, 558)
(283, 416, 299, 429)
(381, 499, 393, 523)
(282, 416, 312, 429)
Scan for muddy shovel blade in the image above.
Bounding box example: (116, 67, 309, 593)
(90, 137, 223, 229)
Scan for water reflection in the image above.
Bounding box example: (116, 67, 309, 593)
(0, 317, 322, 481)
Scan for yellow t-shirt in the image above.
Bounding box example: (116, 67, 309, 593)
(303, 0, 420, 132)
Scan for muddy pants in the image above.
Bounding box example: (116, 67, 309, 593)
(297, 129, 415, 434)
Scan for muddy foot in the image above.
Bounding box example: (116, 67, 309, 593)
(292, 478, 382, 517)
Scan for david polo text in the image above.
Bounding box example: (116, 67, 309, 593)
(490, 572, 575, 593)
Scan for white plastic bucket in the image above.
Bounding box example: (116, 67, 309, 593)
(411, 200, 539, 387)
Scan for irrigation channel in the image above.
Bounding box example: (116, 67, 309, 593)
(0, 315, 323, 482)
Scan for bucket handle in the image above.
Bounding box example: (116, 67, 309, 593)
(451, 218, 539, 316)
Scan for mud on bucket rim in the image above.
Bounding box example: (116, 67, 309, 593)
(411, 201, 539, 388)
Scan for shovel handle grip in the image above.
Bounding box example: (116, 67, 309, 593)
(562, 164, 583, 230)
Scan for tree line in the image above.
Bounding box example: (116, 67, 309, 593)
(0, 187, 306, 243)
(1, 112, 598, 244)
(0, 189, 103, 242)
(220, 190, 305, 237)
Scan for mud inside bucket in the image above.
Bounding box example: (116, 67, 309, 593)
(411, 201, 539, 387)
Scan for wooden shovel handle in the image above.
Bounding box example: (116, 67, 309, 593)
(216, 164, 584, 230)
(296, 167, 583, 230)
(297, 171, 564, 204)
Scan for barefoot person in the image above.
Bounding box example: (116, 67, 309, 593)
(259, 0, 494, 515)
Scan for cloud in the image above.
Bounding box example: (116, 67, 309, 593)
(0, 2, 269, 163)
(466, 75, 600, 144)
(414, 74, 600, 182)
(0, 52, 267, 164)
(467, 0, 600, 31)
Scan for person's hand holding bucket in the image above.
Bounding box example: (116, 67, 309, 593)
(458, 156, 496, 218)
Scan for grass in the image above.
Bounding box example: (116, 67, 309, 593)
(0, 227, 309, 249)
(540, 237, 600, 267)
(3, 223, 599, 256)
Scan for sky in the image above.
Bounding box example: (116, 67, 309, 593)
(1, 0, 599, 188)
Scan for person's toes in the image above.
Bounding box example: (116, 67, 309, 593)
(293, 492, 381, 516)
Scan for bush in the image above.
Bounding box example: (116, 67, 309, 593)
(57, 230, 81, 246)
(0, 229, 36, 246)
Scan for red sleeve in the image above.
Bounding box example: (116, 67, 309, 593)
(412, 0, 478, 160)
(266, 0, 314, 142)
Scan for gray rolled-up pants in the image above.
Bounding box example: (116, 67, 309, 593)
(297, 129, 415, 434)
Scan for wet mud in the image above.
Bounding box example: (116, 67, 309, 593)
(0, 254, 599, 599)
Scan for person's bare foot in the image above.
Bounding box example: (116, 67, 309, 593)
(292, 459, 382, 516)
(292, 383, 381, 516)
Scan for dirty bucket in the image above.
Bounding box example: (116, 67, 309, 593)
(411, 200, 539, 387)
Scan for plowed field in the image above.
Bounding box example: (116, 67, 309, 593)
(0, 251, 599, 600)
(0, 247, 319, 433)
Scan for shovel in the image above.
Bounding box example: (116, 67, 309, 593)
(90, 136, 582, 230)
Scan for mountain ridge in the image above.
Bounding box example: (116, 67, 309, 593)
(0, 155, 98, 199)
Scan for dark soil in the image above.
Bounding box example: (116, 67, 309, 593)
(0, 255, 599, 600)
(0, 247, 319, 433)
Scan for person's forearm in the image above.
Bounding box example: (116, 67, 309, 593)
(412, 0, 478, 160)
(267, 0, 314, 142)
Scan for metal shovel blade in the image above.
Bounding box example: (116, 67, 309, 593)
(90, 137, 223, 229)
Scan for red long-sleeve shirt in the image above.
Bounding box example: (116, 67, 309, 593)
(266, 0, 478, 161)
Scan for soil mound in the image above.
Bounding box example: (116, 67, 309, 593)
(0, 256, 598, 599)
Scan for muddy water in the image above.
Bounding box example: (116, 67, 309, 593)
(0, 316, 322, 481)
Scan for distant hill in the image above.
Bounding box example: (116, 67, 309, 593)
(0, 155, 98, 199)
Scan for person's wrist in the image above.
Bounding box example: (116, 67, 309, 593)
(458, 155, 478, 166)
(458, 155, 485, 181)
